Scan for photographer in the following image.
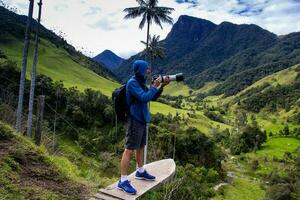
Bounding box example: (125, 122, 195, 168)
(118, 60, 170, 195)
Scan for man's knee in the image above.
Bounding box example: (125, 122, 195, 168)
(124, 148, 134, 156)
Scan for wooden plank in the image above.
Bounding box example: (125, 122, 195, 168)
(94, 159, 176, 200)
(94, 193, 121, 200)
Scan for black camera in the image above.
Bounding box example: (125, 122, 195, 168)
(152, 73, 184, 83)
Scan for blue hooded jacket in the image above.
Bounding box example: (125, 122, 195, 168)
(126, 60, 161, 124)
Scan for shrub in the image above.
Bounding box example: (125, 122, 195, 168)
(230, 123, 267, 155)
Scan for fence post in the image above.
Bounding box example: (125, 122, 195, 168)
(35, 95, 45, 145)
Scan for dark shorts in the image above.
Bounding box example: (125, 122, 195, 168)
(125, 118, 147, 150)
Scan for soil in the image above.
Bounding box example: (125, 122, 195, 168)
(0, 137, 91, 199)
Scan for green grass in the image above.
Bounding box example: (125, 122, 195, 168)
(194, 81, 219, 94)
(203, 95, 224, 107)
(1, 34, 120, 96)
(0, 121, 89, 199)
(151, 102, 188, 116)
(255, 110, 300, 135)
(163, 82, 191, 96)
(51, 137, 117, 190)
(188, 112, 232, 133)
(251, 137, 300, 158)
(215, 178, 265, 200)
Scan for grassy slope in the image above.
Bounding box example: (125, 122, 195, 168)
(0, 121, 90, 199)
(240, 64, 299, 94)
(195, 81, 219, 95)
(215, 178, 265, 200)
(1, 34, 120, 96)
(163, 82, 190, 96)
(250, 137, 300, 158)
(220, 63, 300, 134)
(223, 63, 300, 105)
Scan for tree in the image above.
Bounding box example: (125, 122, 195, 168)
(15, 0, 35, 132)
(124, 0, 174, 164)
(27, 0, 43, 137)
(141, 34, 165, 71)
(123, 0, 174, 59)
(235, 109, 248, 131)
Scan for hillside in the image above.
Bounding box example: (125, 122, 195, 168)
(93, 50, 124, 71)
(0, 6, 120, 96)
(1, 34, 120, 96)
(0, 6, 116, 80)
(0, 121, 90, 199)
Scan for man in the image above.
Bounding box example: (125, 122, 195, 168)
(118, 60, 169, 195)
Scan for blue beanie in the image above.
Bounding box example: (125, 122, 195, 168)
(133, 60, 149, 76)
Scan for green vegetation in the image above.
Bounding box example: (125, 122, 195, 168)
(217, 137, 300, 200)
(250, 137, 300, 158)
(163, 82, 191, 96)
(194, 81, 219, 95)
(0, 121, 89, 199)
(215, 178, 265, 200)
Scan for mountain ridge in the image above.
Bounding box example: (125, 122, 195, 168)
(93, 49, 124, 71)
(116, 15, 276, 82)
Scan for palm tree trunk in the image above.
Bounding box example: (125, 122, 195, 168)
(146, 19, 150, 60)
(27, 0, 42, 137)
(16, 0, 35, 132)
(144, 19, 151, 165)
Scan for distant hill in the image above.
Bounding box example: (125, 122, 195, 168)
(116, 15, 300, 96)
(93, 50, 124, 71)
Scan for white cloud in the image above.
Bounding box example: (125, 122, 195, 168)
(2, 0, 300, 59)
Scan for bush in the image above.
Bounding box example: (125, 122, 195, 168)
(175, 127, 224, 169)
(230, 123, 267, 155)
(265, 184, 291, 200)
(0, 122, 14, 140)
(204, 110, 225, 123)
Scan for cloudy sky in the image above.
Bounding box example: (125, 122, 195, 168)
(3, 0, 300, 58)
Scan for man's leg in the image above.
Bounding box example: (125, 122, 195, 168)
(135, 146, 144, 168)
(135, 146, 156, 181)
(119, 148, 137, 195)
(121, 148, 133, 179)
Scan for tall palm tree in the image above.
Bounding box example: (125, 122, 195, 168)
(16, 0, 34, 132)
(27, 0, 43, 137)
(124, 0, 174, 59)
(141, 34, 165, 73)
(124, 1, 173, 165)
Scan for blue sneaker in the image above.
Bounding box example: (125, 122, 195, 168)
(135, 170, 156, 181)
(117, 180, 137, 195)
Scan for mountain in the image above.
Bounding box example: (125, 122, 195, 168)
(93, 50, 124, 71)
(116, 15, 300, 96)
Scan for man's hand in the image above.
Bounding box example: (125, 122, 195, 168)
(152, 77, 161, 88)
